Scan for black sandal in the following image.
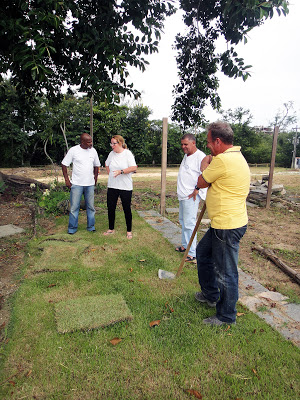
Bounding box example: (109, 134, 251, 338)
(175, 246, 186, 252)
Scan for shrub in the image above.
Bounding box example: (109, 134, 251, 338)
(31, 183, 70, 216)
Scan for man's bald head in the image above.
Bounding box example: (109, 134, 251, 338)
(80, 133, 93, 149)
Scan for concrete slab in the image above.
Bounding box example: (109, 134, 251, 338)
(137, 210, 181, 247)
(166, 208, 179, 213)
(0, 224, 25, 238)
(138, 209, 300, 347)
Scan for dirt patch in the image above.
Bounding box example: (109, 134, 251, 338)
(0, 189, 34, 331)
(0, 182, 56, 335)
(239, 207, 300, 297)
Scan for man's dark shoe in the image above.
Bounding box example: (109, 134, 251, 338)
(195, 292, 217, 308)
(185, 255, 196, 263)
(175, 246, 186, 253)
(68, 231, 76, 235)
(203, 315, 236, 326)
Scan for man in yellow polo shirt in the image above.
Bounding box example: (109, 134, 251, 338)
(189, 121, 250, 325)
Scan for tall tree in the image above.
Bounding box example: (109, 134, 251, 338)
(123, 105, 153, 164)
(172, 0, 289, 127)
(269, 101, 297, 131)
(269, 102, 298, 167)
(92, 102, 128, 165)
(31, 95, 91, 164)
(218, 107, 270, 164)
(0, 80, 32, 166)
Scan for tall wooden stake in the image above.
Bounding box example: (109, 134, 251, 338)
(291, 126, 298, 169)
(160, 118, 168, 216)
(266, 126, 279, 209)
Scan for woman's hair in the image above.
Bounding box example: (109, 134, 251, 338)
(112, 135, 127, 149)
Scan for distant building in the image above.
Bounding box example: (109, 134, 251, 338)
(254, 126, 274, 135)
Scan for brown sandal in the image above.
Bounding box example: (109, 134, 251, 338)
(103, 230, 115, 236)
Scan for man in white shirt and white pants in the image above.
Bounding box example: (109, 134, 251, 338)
(61, 133, 100, 234)
(176, 134, 207, 262)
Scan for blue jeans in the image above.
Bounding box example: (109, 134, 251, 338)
(196, 225, 247, 323)
(68, 185, 95, 233)
(179, 197, 200, 257)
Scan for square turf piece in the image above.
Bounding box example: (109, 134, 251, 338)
(55, 294, 133, 333)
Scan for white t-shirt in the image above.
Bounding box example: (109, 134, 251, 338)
(106, 149, 137, 191)
(62, 145, 100, 186)
(177, 149, 207, 201)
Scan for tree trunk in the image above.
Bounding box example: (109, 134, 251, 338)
(0, 171, 50, 189)
(43, 138, 58, 176)
(60, 121, 69, 152)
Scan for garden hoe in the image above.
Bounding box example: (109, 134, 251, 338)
(158, 202, 206, 280)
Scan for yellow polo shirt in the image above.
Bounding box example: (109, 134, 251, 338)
(202, 146, 250, 229)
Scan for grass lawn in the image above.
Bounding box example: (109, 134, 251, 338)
(0, 210, 299, 399)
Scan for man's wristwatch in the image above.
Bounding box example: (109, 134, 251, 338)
(121, 170, 124, 174)
(195, 185, 200, 190)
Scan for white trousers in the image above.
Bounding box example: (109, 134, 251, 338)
(179, 196, 200, 257)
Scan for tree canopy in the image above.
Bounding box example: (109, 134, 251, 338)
(172, 0, 289, 127)
(0, 0, 289, 123)
(0, 80, 298, 168)
(0, 0, 174, 102)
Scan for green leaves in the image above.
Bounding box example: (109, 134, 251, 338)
(219, 48, 252, 80)
(0, 0, 175, 103)
(172, 0, 289, 127)
(172, 26, 220, 127)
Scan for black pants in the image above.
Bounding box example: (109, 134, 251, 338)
(107, 188, 133, 232)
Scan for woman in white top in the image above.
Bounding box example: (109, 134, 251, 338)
(103, 135, 137, 239)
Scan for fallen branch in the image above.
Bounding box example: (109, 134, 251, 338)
(0, 172, 50, 189)
(252, 244, 300, 285)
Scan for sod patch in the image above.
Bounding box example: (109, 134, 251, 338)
(55, 294, 133, 333)
(31, 241, 90, 273)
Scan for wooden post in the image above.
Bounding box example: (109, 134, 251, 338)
(90, 96, 93, 142)
(266, 126, 279, 209)
(160, 118, 168, 216)
(291, 127, 298, 169)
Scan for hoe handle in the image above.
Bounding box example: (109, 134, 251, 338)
(176, 202, 206, 278)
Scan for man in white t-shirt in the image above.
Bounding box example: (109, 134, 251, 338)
(176, 133, 207, 261)
(61, 133, 100, 234)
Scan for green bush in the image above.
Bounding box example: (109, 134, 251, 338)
(37, 187, 70, 216)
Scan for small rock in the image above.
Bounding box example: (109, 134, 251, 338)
(274, 203, 285, 209)
(257, 291, 288, 302)
(201, 218, 211, 225)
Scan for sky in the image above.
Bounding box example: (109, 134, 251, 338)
(127, 1, 300, 128)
